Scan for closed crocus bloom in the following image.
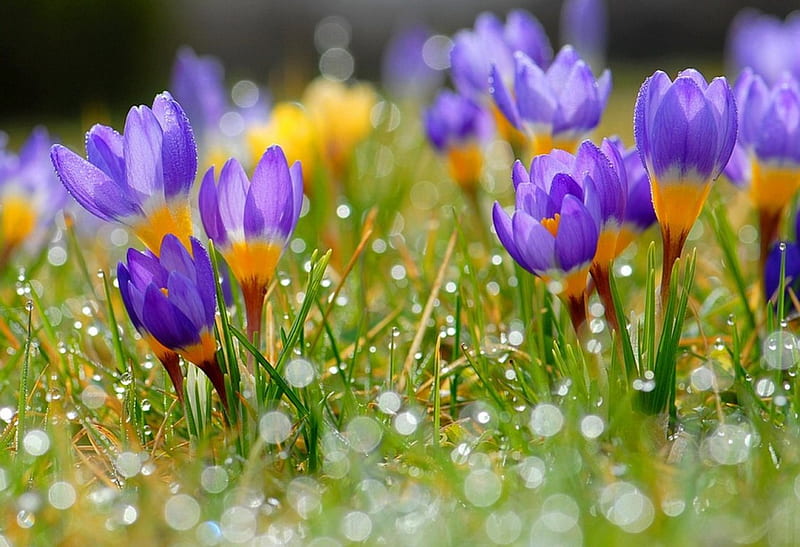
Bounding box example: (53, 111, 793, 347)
(491, 46, 612, 158)
(171, 47, 228, 142)
(246, 102, 318, 186)
(727, 9, 800, 86)
(424, 91, 493, 191)
(382, 25, 444, 100)
(199, 145, 303, 345)
(118, 235, 226, 407)
(493, 148, 601, 330)
(605, 137, 657, 254)
(764, 213, 800, 308)
(724, 69, 800, 264)
(51, 92, 198, 253)
(0, 127, 67, 267)
(634, 69, 737, 295)
(303, 78, 376, 179)
(451, 10, 552, 100)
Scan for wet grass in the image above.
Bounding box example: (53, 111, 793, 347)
(2, 92, 800, 546)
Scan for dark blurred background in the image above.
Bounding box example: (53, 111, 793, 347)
(0, 0, 797, 124)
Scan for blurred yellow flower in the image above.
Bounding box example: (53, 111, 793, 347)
(246, 102, 318, 184)
(303, 78, 376, 179)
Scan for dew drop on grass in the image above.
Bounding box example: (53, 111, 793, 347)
(259, 411, 292, 445)
(464, 469, 502, 507)
(517, 456, 546, 488)
(115, 452, 141, 478)
(485, 510, 522, 545)
(704, 424, 754, 465)
(600, 482, 655, 533)
(377, 391, 401, 415)
(220, 506, 256, 543)
(48, 481, 76, 510)
(287, 477, 322, 519)
(763, 331, 798, 370)
(342, 511, 372, 542)
(164, 494, 201, 531)
(285, 358, 315, 388)
(755, 378, 776, 397)
(23, 430, 50, 456)
(541, 494, 580, 532)
(661, 498, 686, 517)
(201, 466, 229, 494)
(580, 415, 604, 439)
(529, 404, 564, 437)
(393, 411, 418, 436)
(345, 416, 382, 453)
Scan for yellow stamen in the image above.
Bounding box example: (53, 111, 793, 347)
(650, 178, 712, 239)
(446, 143, 483, 190)
(1, 195, 37, 249)
(178, 330, 217, 366)
(223, 240, 282, 289)
(540, 214, 561, 237)
(750, 162, 800, 214)
(133, 201, 193, 254)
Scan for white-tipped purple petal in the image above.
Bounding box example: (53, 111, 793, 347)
(152, 91, 198, 198)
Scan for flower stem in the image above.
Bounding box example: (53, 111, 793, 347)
(661, 226, 688, 305)
(590, 264, 620, 332)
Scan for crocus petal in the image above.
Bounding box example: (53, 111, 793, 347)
(515, 55, 556, 127)
(511, 160, 529, 189)
(649, 78, 717, 179)
(704, 77, 738, 178)
(289, 160, 304, 224)
(199, 166, 227, 244)
(555, 194, 598, 271)
(504, 9, 552, 68)
(189, 237, 217, 326)
(123, 105, 165, 199)
(756, 85, 800, 162)
(126, 246, 168, 288)
(216, 158, 250, 235)
(166, 272, 208, 332)
(116, 262, 143, 330)
(245, 145, 294, 240)
(159, 233, 197, 284)
(512, 211, 557, 274)
(142, 285, 201, 350)
(152, 91, 198, 198)
(85, 124, 125, 183)
(50, 145, 140, 222)
(553, 61, 600, 135)
(764, 241, 800, 301)
(634, 70, 672, 164)
(492, 202, 529, 271)
(490, 64, 521, 128)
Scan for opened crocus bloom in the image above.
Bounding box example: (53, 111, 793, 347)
(50, 92, 197, 253)
(0, 128, 66, 267)
(724, 69, 800, 264)
(491, 46, 612, 158)
(493, 147, 602, 330)
(450, 10, 552, 100)
(118, 235, 225, 406)
(634, 69, 737, 295)
(199, 145, 303, 344)
(424, 90, 493, 192)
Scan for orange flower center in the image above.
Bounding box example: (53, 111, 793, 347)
(541, 214, 561, 237)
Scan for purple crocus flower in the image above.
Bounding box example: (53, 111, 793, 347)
(0, 127, 67, 267)
(118, 234, 225, 406)
(727, 9, 800, 86)
(491, 46, 612, 157)
(171, 47, 229, 141)
(450, 10, 552, 101)
(764, 212, 800, 310)
(382, 25, 444, 100)
(424, 90, 493, 190)
(493, 144, 606, 329)
(50, 92, 198, 254)
(724, 69, 800, 264)
(199, 145, 303, 344)
(605, 136, 657, 254)
(634, 69, 737, 295)
(560, 0, 608, 72)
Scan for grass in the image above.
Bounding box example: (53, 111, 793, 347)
(2, 85, 800, 546)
